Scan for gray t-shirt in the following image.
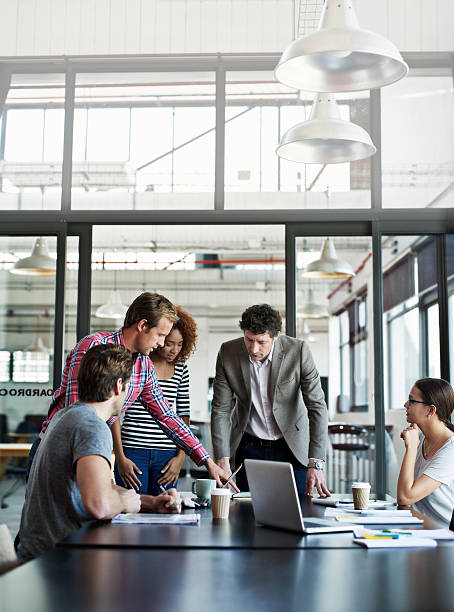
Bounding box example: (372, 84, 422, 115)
(17, 401, 112, 562)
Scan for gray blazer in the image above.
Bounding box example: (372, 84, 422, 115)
(210, 334, 328, 466)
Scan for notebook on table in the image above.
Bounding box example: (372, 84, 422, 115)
(244, 458, 355, 535)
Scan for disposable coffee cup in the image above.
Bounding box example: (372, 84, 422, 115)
(210, 488, 231, 519)
(351, 481, 371, 510)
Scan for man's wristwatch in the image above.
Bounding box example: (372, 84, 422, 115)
(308, 460, 324, 470)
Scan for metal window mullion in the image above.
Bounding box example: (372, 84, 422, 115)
(372, 222, 386, 498)
(420, 305, 428, 376)
(215, 59, 225, 210)
(53, 229, 67, 389)
(72, 224, 93, 341)
(370, 88, 382, 210)
(437, 235, 450, 381)
(285, 225, 296, 337)
(61, 67, 75, 212)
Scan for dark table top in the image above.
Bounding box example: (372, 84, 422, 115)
(58, 497, 441, 550)
(3, 545, 454, 612)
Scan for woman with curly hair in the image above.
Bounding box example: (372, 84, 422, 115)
(114, 306, 197, 495)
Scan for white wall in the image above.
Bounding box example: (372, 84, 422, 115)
(0, 0, 452, 57)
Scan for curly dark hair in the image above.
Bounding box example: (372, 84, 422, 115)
(154, 305, 197, 363)
(239, 304, 282, 337)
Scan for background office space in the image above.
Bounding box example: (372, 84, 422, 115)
(0, 0, 453, 497)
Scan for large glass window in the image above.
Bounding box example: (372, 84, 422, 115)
(296, 236, 374, 493)
(71, 72, 215, 210)
(0, 74, 65, 211)
(383, 235, 441, 413)
(0, 236, 57, 435)
(225, 71, 372, 209)
(446, 235, 454, 382)
(382, 72, 454, 209)
(382, 234, 442, 495)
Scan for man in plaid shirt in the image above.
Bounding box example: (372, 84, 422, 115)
(35, 292, 230, 490)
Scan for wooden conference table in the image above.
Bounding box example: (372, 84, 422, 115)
(0, 443, 31, 484)
(2, 497, 454, 612)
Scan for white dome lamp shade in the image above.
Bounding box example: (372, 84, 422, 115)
(276, 93, 376, 164)
(302, 321, 317, 343)
(9, 237, 56, 276)
(95, 290, 128, 320)
(297, 289, 329, 318)
(275, 0, 408, 92)
(303, 237, 355, 279)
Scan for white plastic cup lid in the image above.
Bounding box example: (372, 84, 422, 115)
(211, 488, 232, 496)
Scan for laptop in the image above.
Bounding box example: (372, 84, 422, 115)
(245, 458, 355, 535)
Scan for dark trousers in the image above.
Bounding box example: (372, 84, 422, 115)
(234, 433, 308, 496)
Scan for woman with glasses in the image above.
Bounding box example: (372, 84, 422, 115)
(114, 305, 197, 495)
(397, 378, 454, 526)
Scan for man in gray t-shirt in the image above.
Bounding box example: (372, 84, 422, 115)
(18, 401, 114, 562)
(17, 344, 180, 563)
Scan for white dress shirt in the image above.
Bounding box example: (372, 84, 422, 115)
(245, 342, 283, 440)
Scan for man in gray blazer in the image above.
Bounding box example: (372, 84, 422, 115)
(211, 304, 330, 497)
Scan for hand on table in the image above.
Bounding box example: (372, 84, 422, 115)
(155, 488, 181, 514)
(117, 456, 142, 491)
(204, 458, 239, 492)
(157, 454, 185, 488)
(305, 468, 331, 498)
(119, 487, 141, 513)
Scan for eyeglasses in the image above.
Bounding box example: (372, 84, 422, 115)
(407, 396, 430, 406)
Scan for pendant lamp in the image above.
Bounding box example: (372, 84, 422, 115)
(302, 321, 317, 342)
(275, 0, 408, 92)
(276, 93, 376, 163)
(303, 237, 355, 279)
(9, 237, 56, 276)
(95, 290, 128, 320)
(297, 288, 329, 318)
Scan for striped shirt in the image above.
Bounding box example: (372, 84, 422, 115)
(121, 362, 190, 450)
(41, 329, 208, 465)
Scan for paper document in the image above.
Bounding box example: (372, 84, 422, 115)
(354, 527, 453, 538)
(325, 508, 411, 517)
(353, 537, 437, 549)
(354, 527, 454, 540)
(232, 492, 252, 500)
(336, 515, 423, 525)
(313, 497, 395, 509)
(112, 513, 201, 525)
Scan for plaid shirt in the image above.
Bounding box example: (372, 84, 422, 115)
(41, 329, 209, 465)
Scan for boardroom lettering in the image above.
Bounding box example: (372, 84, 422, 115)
(0, 388, 53, 397)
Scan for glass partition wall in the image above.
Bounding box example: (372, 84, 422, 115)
(0, 236, 57, 435)
(0, 73, 65, 211)
(294, 235, 375, 493)
(0, 53, 452, 498)
(72, 72, 216, 211)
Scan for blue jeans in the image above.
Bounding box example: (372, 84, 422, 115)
(114, 447, 179, 496)
(234, 434, 308, 496)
